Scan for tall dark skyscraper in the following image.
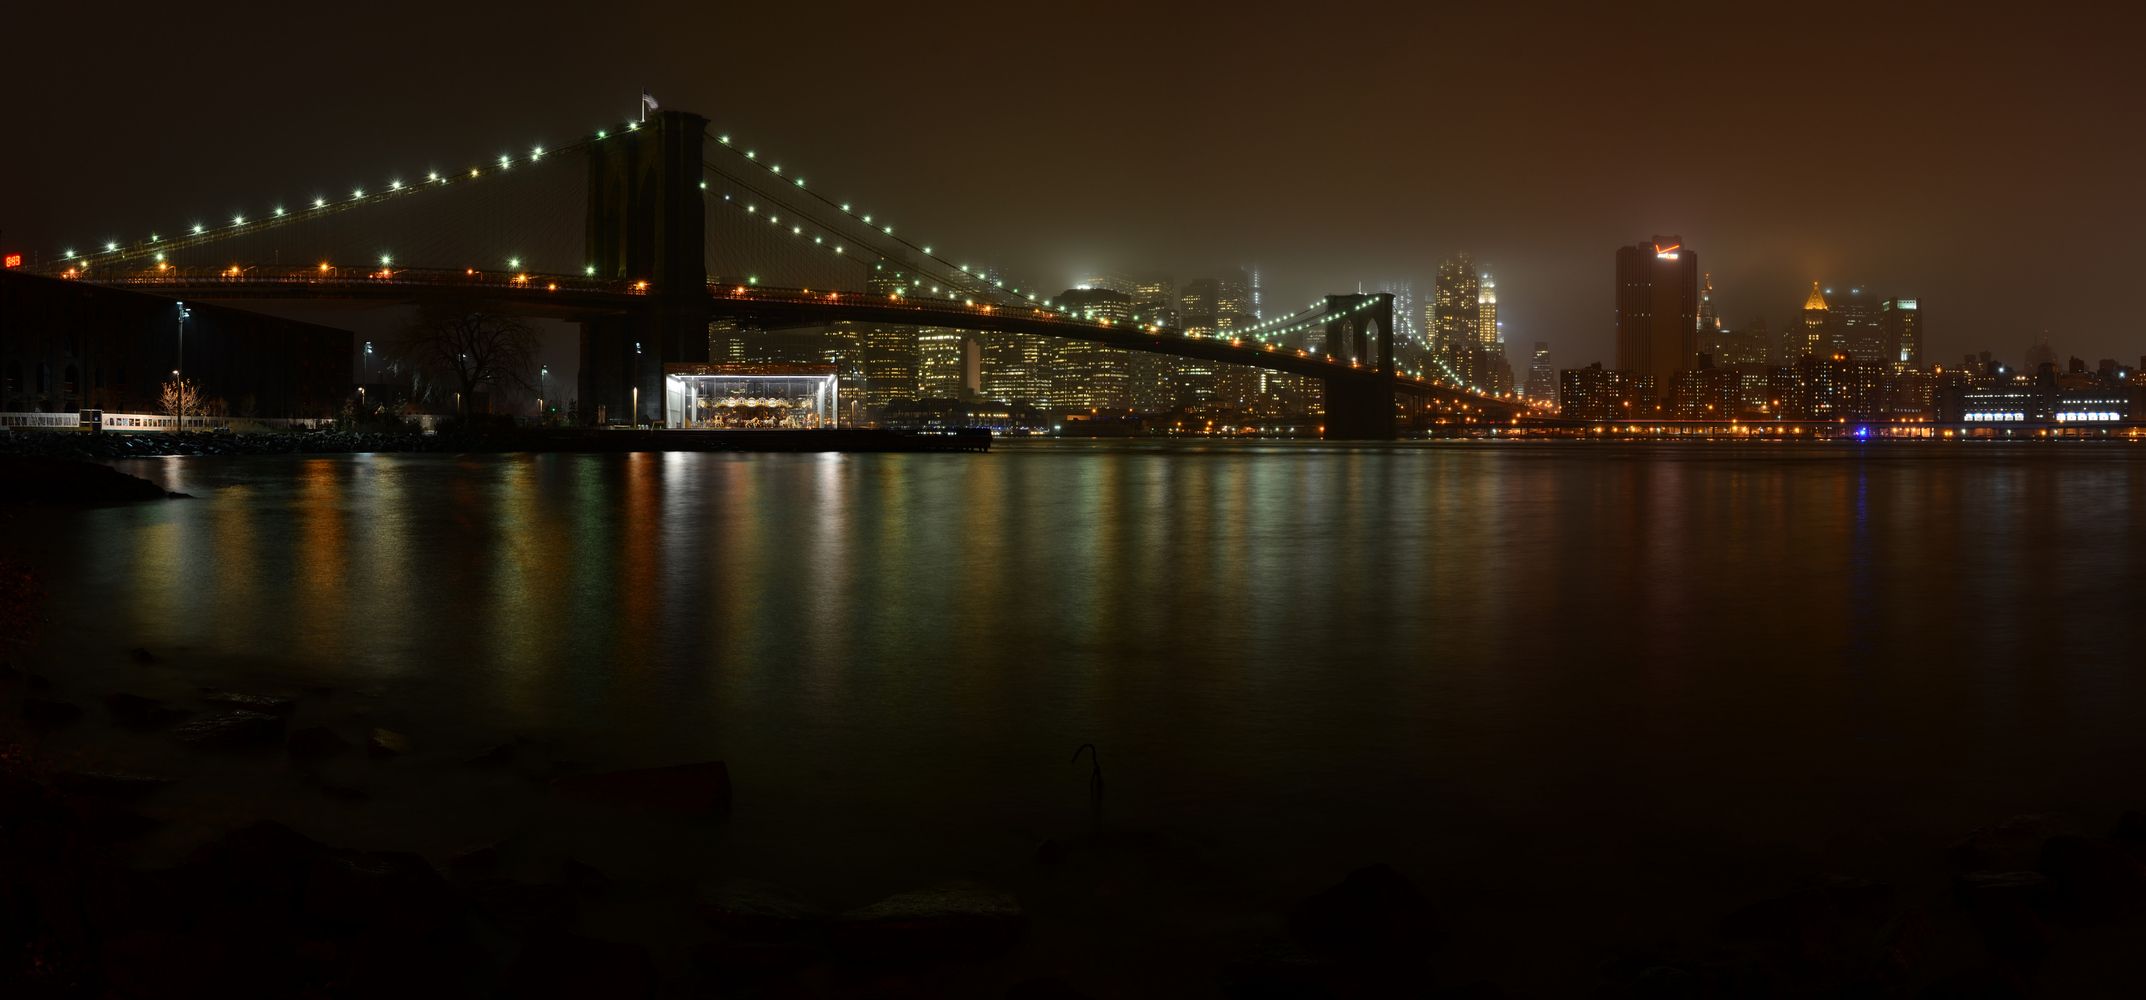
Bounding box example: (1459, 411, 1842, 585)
(1525, 341, 1555, 403)
(1880, 298, 1922, 369)
(1614, 236, 1699, 387)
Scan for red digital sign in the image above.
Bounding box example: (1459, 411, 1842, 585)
(2, 254, 20, 269)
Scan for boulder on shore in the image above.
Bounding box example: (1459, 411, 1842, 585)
(287, 725, 351, 758)
(0, 453, 174, 504)
(829, 880, 1026, 962)
(694, 879, 828, 937)
(171, 710, 284, 748)
(1286, 862, 1449, 957)
(549, 761, 731, 814)
(367, 728, 409, 758)
(54, 769, 172, 799)
(104, 691, 189, 729)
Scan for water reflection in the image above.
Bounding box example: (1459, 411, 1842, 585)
(31, 443, 2146, 894)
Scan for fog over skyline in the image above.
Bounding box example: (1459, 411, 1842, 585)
(5, 0, 2141, 370)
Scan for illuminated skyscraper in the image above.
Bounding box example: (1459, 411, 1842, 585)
(1052, 288, 1131, 410)
(1435, 253, 1481, 383)
(1880, 299, 1922, 369)
(1129, 272, 1178, 410)
(1132, 272, 1178, 327)
(1077, 271, 1138, 298)
(917, 328, 964, 399)
(983, 332, 1053, 406)
(1795, 283, 1832, 360)
(861, 265, 920, 405)
(1614, 236, 1700, 386)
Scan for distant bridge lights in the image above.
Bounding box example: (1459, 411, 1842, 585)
(314, 198, 325, 208)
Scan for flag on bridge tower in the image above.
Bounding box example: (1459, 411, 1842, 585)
(641, 89, 659, 121)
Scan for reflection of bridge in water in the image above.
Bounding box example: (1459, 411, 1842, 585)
(31, 105, 1530, 438)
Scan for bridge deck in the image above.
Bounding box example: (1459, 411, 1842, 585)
(46, 267, 1529, 416)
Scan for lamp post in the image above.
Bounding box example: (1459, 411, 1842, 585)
(174, 302, 189, 432)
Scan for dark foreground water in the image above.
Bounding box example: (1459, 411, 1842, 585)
(14, 440, 2146, 991)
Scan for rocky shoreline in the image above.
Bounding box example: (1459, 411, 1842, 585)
(5, 558, 2146, 996)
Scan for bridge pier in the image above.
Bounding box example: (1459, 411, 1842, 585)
(1323, 374, 1398, 440)
(1316, 293, 1398, 440)
(580, 108, 711, 424)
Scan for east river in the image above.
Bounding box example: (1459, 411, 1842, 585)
(13, 440, 2146, 991)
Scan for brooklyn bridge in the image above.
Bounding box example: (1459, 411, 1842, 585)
(21, 106, 1529, 439)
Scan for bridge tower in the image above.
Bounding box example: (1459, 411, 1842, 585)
(1320, 293, 1398, 439)
(580, 108, 710, 424)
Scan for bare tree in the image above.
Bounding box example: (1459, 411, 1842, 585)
(160, 378, 201, 432)
(392, 300, 540, 420)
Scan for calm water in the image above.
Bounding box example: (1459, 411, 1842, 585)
(16, 440, 2146, 984)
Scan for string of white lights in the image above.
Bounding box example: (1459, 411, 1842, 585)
(703, 129, 1038, 307)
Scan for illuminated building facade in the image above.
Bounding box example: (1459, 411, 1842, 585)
(860, 324, 918, 405)
(1795, 283, 1832, 360)
(860, 265, 919, 406)
(1434, 253, 1481, 381)
(1525, 342, 1555, 403)
(1560, 363, 1656, 419)
(1881, 299, 1922, 368)
(1614, 236, 1699, 387)
(983, 332, 1054, 406)
(1051, 287, 1131, 410)
(916, 328, 964, 399)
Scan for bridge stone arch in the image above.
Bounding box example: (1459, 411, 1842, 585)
(1318, 293, 1398, 439)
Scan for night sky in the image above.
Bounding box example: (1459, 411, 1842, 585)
(5, 1, 2141, 371)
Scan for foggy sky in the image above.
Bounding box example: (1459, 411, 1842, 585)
(5, 0, 2142, 372)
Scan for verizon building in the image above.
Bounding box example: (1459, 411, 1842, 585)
(1615, 236, 1700, 388)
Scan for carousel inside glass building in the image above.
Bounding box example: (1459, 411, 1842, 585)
(662, 364, 841, 429)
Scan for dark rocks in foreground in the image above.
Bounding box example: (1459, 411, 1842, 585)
(53, 770, 172, 800)
(169, 709, 284, 748)
(0, 452, 175, 504)
(102, 692, 189, 729)
(830, 880, 1028, 962)
(1286, 862, 1449, 958)
(549, 760, 731, 814)
(285, 724, 351, 759)
(695, 879, 829, 936)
